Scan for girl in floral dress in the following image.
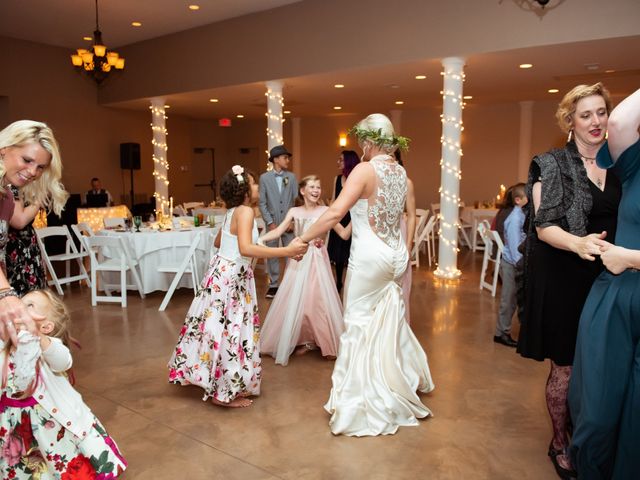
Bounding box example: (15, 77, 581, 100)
(259, 175, 350, 365)
(0, 289, 127, 479)
(168, 166, 308, 408)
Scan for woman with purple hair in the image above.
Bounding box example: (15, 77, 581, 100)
(327, 150, 359, 293)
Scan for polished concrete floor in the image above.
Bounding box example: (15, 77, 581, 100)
(61, 250, 559, 479)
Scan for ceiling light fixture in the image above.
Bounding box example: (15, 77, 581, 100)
(334, 84, 344, 88)
(164, 105, 171, 109)
(395, 101, 404, 105)
(333, 106, 342, 110)
(605, 69, 616, 73)
(209, 98, 219, 103)
(188, 5, 200, 10)
(236, 114, 245, 118)
(463, 95, 473, 100)
(415, 75, 427, 80)
(70, 0, 125, 84)
(131, 21, 142, 27)
(548, 88, 559, 93)
(284, 110, 291, 114)
(83, 36, 92, 41)
(519, 63, 533, 69)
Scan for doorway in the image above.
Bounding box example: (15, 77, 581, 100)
(192, 147, 216, 204)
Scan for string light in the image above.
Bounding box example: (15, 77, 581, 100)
(150, 103, 170, 216)
(265, 86, 285, 171)
(434, 61, 465, 280)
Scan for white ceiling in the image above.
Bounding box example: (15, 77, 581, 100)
(0, 0, 303, 49)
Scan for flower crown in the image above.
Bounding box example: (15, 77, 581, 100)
(348, 126, 410, 151)
(231, 165, 245, 183)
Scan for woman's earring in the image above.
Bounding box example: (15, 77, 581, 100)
(567, 130, 573, 142)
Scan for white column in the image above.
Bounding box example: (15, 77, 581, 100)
(518, 101, 534, 182)
(150, 98, 169, 216)
(389, 109, 402, 133)
(291, 117, 302, 179)
(435, 57, 465, 280)
(265, 80, 284, 171)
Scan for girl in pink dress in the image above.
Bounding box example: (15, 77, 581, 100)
(168, 166, 308, 408)
(259, 175, 351, 365)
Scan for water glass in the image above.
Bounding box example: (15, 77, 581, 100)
(193, 215, 200, 227)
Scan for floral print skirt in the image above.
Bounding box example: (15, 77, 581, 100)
(168, 254, 261, 403)
(0, 396, 127, 479)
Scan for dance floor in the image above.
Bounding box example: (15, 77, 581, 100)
(64, 250, 556, 479)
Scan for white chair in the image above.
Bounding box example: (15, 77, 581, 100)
(103, 217, 126, 229)
(478, 226, 503, 297)
(183, 202, 204, 214)
(35, 226, 91, 295)
(173, 205, 187, 217)
(85, 236, 145, 307)
(458, 201, 473, 248)
(70, 222, 95, 280)
(416, 215, 437, 268)
(411, 211, 429, 268)
(157, 233, 202, 311)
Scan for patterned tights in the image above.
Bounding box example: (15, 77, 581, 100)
(546, 361, 573, 468)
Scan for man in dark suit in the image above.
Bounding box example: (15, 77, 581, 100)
(85, 177, 113, 207)
(259, 145, 298, 298)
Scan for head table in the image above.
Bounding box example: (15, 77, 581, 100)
(97, 226, 219, 294)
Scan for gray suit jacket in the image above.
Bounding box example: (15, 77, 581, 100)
(258, 170, 298, 227)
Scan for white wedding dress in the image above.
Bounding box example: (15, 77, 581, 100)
(324, 155, 435, 436)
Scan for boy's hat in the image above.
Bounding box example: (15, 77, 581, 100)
(268, 145, 292, 162)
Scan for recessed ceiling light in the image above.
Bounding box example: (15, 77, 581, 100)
(209, 98, 219, 103)
(388, 84, 400, 89)
(334, 84, 344, 89)
(415, 75, 427, 80)
(188, 4, 200, 10)
(164, 105, 170, 109)
(131, 21, 142, 27)
(395, 101, 404, 105)
(236, 114, 244, 118)
(605, 69, 616, 73)
(333, 106, 342, 110)
(83, 36, 92, 41)
(584, 63, 600, 71)
(519, 63, 533, 69)
(284, 110, 291, 114)
(463, 95, 473, 100)
(548, 89, 559, 94)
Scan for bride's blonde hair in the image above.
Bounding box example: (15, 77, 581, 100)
(0, 120, 69, 215)
(351, 113, 409, 154)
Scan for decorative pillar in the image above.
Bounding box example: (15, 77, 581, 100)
(518, 101, 534, 181)
(291, 117, 302, 179)
(265, 80, 284, 170)
(150, 98, 169, 215)
(389, 109, 402, 134)
(434, 57, 465, 280)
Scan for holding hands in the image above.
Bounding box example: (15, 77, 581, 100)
(288, 237, 309, 261)
(574, 231, 609, 261)
(599, 242, 635, 274)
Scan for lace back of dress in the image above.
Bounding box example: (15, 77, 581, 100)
(367, 157, 407, 249)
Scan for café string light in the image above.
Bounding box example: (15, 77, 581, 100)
(150, 104, 170, 215)
(70, 0, 125, 84)
(265, 87, 285, 171)
(434, 67, 466, 280)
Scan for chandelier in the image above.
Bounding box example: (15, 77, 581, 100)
(70, 0, 125, 84)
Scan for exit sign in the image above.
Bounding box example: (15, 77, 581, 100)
(219, 118, 232, 127)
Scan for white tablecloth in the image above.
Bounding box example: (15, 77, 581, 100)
(97, 227, 218, 294)
(460, 207, 498, 251)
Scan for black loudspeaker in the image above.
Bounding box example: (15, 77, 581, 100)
(120, 143, 141, 170)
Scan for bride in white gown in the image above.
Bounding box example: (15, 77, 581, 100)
(299, 113, 434, 436)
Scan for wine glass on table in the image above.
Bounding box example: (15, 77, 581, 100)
(133, 216, 142, 232)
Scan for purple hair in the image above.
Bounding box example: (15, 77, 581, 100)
(341, 150, 360, 178)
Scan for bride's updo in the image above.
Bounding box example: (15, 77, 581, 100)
(350, 113, 409, 155)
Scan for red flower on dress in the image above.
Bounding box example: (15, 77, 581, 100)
(60, 454, 97, 480)
(15, 411, 34, 451)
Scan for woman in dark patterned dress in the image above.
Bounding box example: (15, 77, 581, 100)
(6, 185, 47, 295)
(327, 150, 359, 293)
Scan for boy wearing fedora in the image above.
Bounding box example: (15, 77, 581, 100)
(259, 145, 299, 298)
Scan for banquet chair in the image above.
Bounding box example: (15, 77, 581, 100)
(35, 226, 91, 296)
(173, 205, 187, 217)
(71, 222, 95, 280)
(157, 232, 202, 311)
(478, 225, 502, 297)
(411, 211, 429, 267)
(414, 215, 437, 268)
(103, 217, 126, 229)
(183, 202, 204, 214)
(85, 236, 145, 307)
(458, 201, 473, 248)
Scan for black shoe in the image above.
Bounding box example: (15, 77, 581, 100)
(548, 444, 577, 479)
(493, 333, 517, 348)
(265, 287, 278, 299)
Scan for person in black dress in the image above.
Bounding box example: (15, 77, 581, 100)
(518, 83, 621, 479)
(6, 185, 47, 295)
(327, 150, 359, 293)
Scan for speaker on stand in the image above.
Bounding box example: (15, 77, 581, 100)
(120, 143, 141, 209)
